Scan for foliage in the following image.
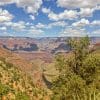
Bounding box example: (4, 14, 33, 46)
(51, 37, 100, 100)
(0, 57, 47, 99)
(0, 83, 11, 97)
(15, 92, 30, 100)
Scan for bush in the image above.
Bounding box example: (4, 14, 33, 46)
(15, 92, 30, 100)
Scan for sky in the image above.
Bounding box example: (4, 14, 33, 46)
(0, 0, 100, 37)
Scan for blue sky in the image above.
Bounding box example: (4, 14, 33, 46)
(0, 0, 100, 37)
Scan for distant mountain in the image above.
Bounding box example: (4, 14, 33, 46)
(3, 43, 38, 51)
(0, 37, 99, 52)
(0, 37, 99, 62)
(51, 43, 71, 54)
(90, 37, 100, 44)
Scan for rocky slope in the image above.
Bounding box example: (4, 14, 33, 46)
(0, 55, 48, 100)
(0, 46, 46, 88)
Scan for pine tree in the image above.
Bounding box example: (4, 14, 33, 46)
(51, 37, 100, 100)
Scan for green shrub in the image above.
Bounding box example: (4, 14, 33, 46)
(15, 92, 30, 100)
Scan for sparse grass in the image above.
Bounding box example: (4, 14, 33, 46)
(0, 58, 48, 99)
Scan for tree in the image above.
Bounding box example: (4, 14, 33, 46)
(68, 36, 90, 75)
(51, 37, 100, 100)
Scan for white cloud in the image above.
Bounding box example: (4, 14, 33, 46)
(24, 23, 45, 36)
(28, 28, 44, 35)
(16, 0, 43, 14)
(72, 18, 90, 27)
(1, 20, 44, 36)
(48, 21, 67, 28)
(35, 21, 67, 29)
(60, 27, 87, 37)
(36, 23, 45, 29)
(0, 8, 13, 22)
(92, 29, 100, 34)
(0, 0, 14, 5)
(48, 10, 78, 21)
(42, 5, 100, 21)
(0, 0, 43, 16)
(94, 5, 100, 10)
(0, 26, 7, 31)
(42, 7, 78, 21)
(56, 0, 100, 20)
(79, 5, 100, 17)
(29, 15, 35, 20)
(57, 0, 100, 9)
(3, 21, 13, 26)
(79, 8, 94, 17)
(89, 29, 100, 36)
(48, 12, 59, 21)
(12, 21, 26, 30)
(42, 7, 51, 13)
(91, 20, 100, 26)
(2, 21, 26, 31)
(72, 19, 100, 28)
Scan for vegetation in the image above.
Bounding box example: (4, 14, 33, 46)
(51, 37, 100, 100)
(0, 57, 48, 100)
(15, 92, 30, 100)
(0, 37, 100, 100)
